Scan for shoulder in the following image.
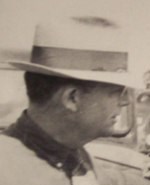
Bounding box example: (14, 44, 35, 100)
(85, 142, 150, 185)
(0, 134, 69, 185)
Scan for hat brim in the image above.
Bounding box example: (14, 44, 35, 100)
(0, 60, 143, 88)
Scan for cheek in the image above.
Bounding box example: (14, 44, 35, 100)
(92, 98, 120, 127)
(93, 99, 113, 115)
(77, 102, 102, 125)
(79, 93, 119, 124)
(85, 101, 110, 124)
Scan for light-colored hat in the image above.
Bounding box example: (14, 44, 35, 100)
(0, 16, 140, 88)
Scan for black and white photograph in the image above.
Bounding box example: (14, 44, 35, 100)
(0, 0, 150, 184)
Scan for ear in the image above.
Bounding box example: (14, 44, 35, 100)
(62, 87, 80, 112)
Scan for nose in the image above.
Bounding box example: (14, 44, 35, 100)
(119, 87, 131, 107)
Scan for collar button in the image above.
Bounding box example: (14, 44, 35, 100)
(56, 162, 63, 168)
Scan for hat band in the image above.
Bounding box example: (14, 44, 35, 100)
(31, 46, 128, 72)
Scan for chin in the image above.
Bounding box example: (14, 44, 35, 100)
(112, 128, 131, 138)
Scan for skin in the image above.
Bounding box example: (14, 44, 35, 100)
(28, 82, 130, 149)
(74, 84, 131, 142)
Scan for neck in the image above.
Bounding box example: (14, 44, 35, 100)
(27, 104, 84, 149)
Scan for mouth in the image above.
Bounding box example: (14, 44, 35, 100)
(111, 114, 132, 137)
(111, 114, 121, 124)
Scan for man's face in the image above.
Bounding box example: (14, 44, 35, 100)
(77, 83, 130, 141)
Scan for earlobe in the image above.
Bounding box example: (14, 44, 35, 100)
(62, 87, 79, 112)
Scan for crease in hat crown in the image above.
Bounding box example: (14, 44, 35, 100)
(34, 16, 128, 52)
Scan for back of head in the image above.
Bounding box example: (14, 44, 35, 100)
(24, 72, 101, 105)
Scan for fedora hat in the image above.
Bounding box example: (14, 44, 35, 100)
(0, 16, 141, 88)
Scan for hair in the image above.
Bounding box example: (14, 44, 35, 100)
(24, 72, 120, 104)
(24, 72, 95, 104)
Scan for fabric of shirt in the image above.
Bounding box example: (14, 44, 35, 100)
(3, 111, 99, 185)
(0, 110, 150, 185)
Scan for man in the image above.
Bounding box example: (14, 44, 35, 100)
(0, 16, 149, 185)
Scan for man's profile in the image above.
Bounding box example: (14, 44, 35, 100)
(0, 16, 149, 185)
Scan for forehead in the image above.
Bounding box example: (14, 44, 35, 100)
(74, 80, 125, 94)
(80, 81, 125, 99)
(93, 82, 125, 91)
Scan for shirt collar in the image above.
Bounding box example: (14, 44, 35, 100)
(5, 110, 92, 177)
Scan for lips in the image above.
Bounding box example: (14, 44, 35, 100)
(112, 114, 121, 124)
(112, 114, 132, 137)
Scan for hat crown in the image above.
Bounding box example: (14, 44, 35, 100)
(32, 16, 128, 72)
(34, 16, 128, 52)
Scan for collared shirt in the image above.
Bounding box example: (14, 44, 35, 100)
(3, 111, 94, 179)
(1, 111, 150, 185)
